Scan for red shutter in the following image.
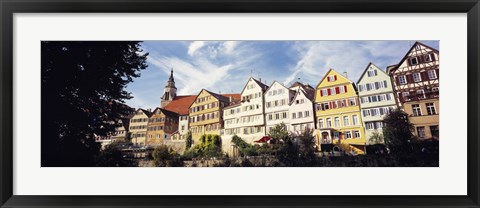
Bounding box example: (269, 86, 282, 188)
(330, 102, 334, 109)
(345, 99, 349, 107)
(335, 87, 340, 94)
(334, 75, 337, 81)
(328, 88, 331, 95)
(344, 85, 347, 92)
(327, 76, 331, 82)
(320, 90, 323, 97)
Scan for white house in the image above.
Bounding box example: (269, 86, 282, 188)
(288, 82, 316, 135)
(223, 77, 269, 145)
(357, 63, 397, 144)
(264, 81, 296, 134)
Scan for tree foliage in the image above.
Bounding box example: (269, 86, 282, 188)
(41, 41, 148, 166)
(183, 134, 223, 159)
(95, 144, 137, 167)
(152, 145, 184, 167)
(369, 130, 384, 145)
(267, 122, 289, 142)
(383, 109, 414, 154)
(185, 130, 193, 150)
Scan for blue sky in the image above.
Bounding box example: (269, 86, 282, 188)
(125, 40, 439, 109)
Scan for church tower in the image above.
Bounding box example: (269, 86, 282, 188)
(160, 68, 177, 107)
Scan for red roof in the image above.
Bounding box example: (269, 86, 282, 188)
(163, 95, 196, 115)
(221, 93, 241, 101)
(254, 136, 272, 143)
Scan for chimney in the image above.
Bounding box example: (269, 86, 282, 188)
(343, 72, 348, 78)
(229, 96, 233, 102)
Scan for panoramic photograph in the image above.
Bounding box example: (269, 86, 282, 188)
(41, 40, 439, 167)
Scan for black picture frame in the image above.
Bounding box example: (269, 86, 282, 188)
(1, 0, 479, 207)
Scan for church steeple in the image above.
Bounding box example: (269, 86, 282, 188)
(160, 68, 177, 107)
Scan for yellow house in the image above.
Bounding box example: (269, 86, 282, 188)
(314, 69, 366, 155)
(188, 89, 240, 143)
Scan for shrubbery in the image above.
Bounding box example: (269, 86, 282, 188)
(183, 134, 223, 159)
(152, 145, 184, 167)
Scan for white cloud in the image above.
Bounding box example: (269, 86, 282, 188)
(222, 41, 239, 55)
(187, 41, 205, 56)
(283, 41, 413, 86)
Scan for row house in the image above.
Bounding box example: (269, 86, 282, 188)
(188, 89, 240, 142)
(129, 108, 152, 147)
(223, 77, 269, 144)
(288, 82, 316, 134)
(314, 69, 366, 155)
(357, 63, 397, 144)
(388, 42, 440, 139)
(145, 107, 179, 147)
(264, 81, 296, 133)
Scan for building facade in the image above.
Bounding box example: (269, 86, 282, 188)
(264, 81, 296, 133)
(314, 69, 366, 155)
(145, 107, 179, 146)
(111, 118, 130, 143)
(223, 77, 269, 144)
(129, 108, 151, 147)
(288, 82, 316, 135)
(388, 42, 439, 140)
(357, 63, 397, 144)
(189, 89, 239, 142)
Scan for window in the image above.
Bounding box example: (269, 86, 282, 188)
(413, 73, 422, 82)
(367, 70, 377, 77)
(349, 98, 356, 106)
(430, 125, 439, 138)
(417, 126, 426, 138)
(292, 113, 296, 119)
(268, 114, 273, 121)
(412, 104, 422, 116)
(330, 131, 339, 140)
(298, 112, 303, 118)
(426, 103, 437, 115)
(428, 70, 437, 79)
(352, 115, 359, 126)
(410, 57, 418, 65)
(305, 111, 310, 117)
(359, 85, 364, 92)
(345, 131, 352, 139)
(363, 109, 370, 117)
(330, 87, 336, 95)
(334, 117, 340, 127)
(424, 54, 433, 62)
(398, 75, 407, 84)
(321, 89, 328, 97)
(402, 92, 410, 101)
(353, 130, 360, 138)
(327, 75, 336, 82)
(323, 102, 330, 110)
(343, 116, 349, 126)
(366, 122, 375, 130)
(319, 119, 324, 128)
(417, 90, 425, 99)
(326, 118, 332, 128)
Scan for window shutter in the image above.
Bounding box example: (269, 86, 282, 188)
(344, 85, 347, 92)
(327, 76, 330, 82)
(421, 71, 428, 80)
(406, 74, 413, 83)
(435, 69, 439, 78)
(431, 53, 437, 61)
(320, 90, 323, 97)
(328, 88, 331, 95)
(335, 87, 340, 94)
(334, 75, 337, 80)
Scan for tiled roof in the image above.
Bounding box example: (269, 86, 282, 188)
(164, 95, 196, 115)
(221, 93, 241, 102)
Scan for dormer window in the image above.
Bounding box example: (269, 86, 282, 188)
(424, 54, 433, 62)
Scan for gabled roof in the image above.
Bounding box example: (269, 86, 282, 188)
(264, 80, 290, 95)
(239, 77, 269, 95)
(187, 89, 241, 109)
(152, 107, 179, 118)
(136, 108, 152, 117)
(356, 62, 389, 84)
(164, 95, 196, 115)
(289, 85, 315, 105)
(314, 68, 352, 90)
(388, 41, 439, 74)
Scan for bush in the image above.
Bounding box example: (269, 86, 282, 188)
(152, 145, 184, 167)
(182, 134, 223, 159)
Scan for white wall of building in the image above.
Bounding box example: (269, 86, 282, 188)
(289, 88, 316, 134)
(264, 81, 294, 133)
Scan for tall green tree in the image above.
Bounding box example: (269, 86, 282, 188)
(383, 109, 414, 154)
(41, 41, 148, 166)
(185, 130, 193, 150)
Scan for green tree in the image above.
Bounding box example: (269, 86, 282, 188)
(95, 144, 137, 167)
(383, 109, 414, 154)
(369, 130, 384, 144)
(185, 130, 193, 150)
(268, 123, 289, 142)
(41, 41, 148, 166)
(152, 145, 184, 167)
